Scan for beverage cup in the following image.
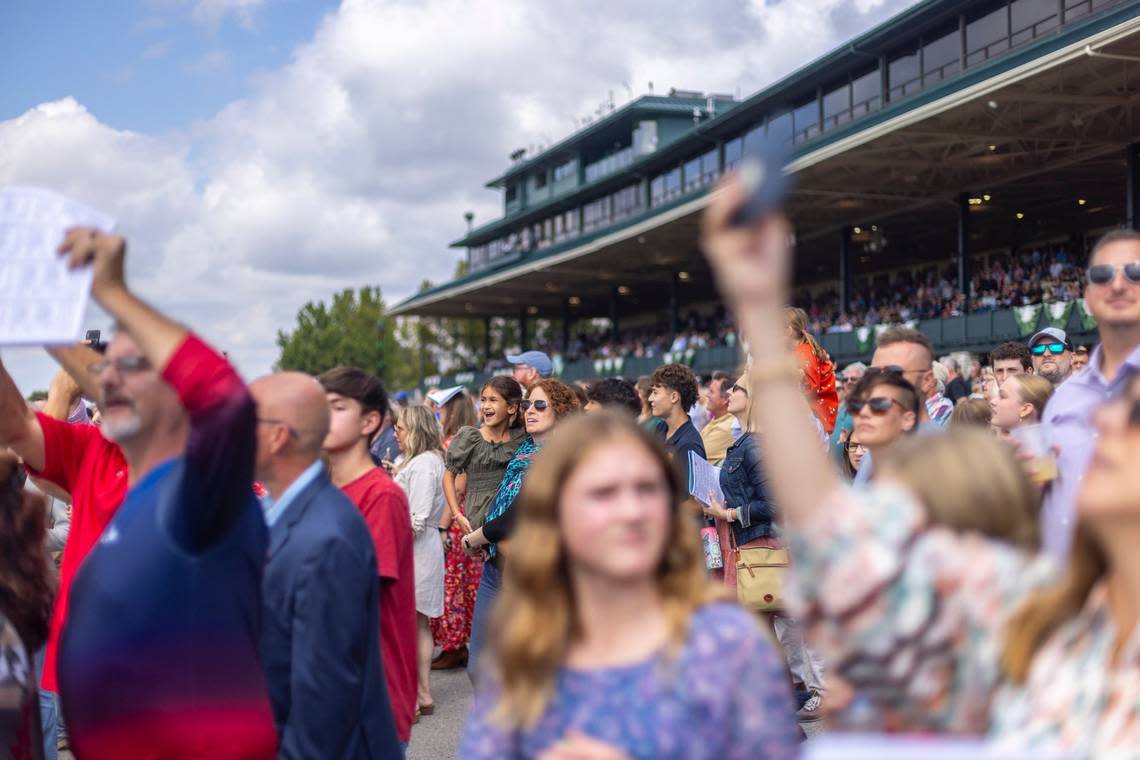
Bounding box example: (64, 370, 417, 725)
(1011, 423, 1057, 484)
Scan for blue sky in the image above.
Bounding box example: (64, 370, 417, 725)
(0, 0, 338, 132)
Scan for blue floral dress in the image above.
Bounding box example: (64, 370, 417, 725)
(459, 602, 798, 759)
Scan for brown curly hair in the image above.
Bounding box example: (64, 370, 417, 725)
(649, 364, 699, 412)
(0, 450, 55, 650)
(525, 378, 581, 419)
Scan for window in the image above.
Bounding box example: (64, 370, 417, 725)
(967, 3, 1010, 66)
(767, 111, 793, 148)
(922, 26, 960, 85)
(724, 137, 744, 169)
(583, 197, 612, 232)
(888, 44, 921, 101)
(664, 166, 682, 202)
(744, 124, 765, 151)
(683, 157, 702, 193)
(650, 175, 667, 207)
(700, 148, 719, 185)
(505, 185, 518, 203)
(793, 99, 820, 144)
(823, 82, 852, 130)
(534, 171, 548, 189)
(851, 68, 881, 115)
(612, 184, 643, 221)
(584, 146, 634, 183)
(553, 159, 578, 183)
(1064, 0, 1092, 22)
(1011, 0, 1059, 46)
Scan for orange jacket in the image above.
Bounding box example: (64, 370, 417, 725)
(794, 341, 839, 433)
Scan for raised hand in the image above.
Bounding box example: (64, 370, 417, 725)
(699, 176, 793, 324)
(58, 227, 127, 303)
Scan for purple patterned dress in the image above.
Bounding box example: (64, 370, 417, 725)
(459, 602, 798, 759)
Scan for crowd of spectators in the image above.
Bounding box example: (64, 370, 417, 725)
(469, 245, 1087, 375)
(798, 245, 1086, 335)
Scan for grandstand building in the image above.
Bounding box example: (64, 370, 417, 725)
(392, 0, 1140, 386)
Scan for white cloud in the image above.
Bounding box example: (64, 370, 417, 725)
(0, 0, 919, 392)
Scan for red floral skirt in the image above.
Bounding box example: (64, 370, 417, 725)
(430, 518, 483, 651)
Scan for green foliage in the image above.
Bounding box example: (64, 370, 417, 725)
(27, 390, 48, 402)
(275, 286, 428, 389)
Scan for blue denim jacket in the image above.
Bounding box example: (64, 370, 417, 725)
(718, 432, 775, 545)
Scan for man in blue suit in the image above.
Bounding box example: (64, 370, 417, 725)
(250, 372, 403, 759)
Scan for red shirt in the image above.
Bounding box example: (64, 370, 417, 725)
(794, 341, 839, 433)
(341, 467, 417, 743)
(29, 413, 128, 692)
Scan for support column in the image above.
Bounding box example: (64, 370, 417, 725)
(609, 287, 620, 343)
(483, 316, 492, 364)
(518, 307, 528, 350)
(839, 226, 854, 316)
(561, 301, 572, 352)
(1127, 143, 1140, 230)
(957, 192, 972, 312)
(668, 273, 680, 337)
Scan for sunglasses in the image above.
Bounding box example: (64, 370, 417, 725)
(1087, 262, 1140, 285)
(87, 356, 152, 375)
(730, 383, 748, 396)
(1030, 342, 1067, 356)
(519, 399, 548, 412)
(847, 396, 907, 415)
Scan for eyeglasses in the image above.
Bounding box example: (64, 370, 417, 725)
(842, 375, 862, 384)
(845, 441, 866, 453)
(87, 356, 152, 375)
(847, 396, 908, 415)
(870, 365, 927, 379)
(519, 399, 549, 412)
(1030, 342, 1067, 356)
(1087, 262, 1140, 285)
(730, 383, 748, 396)
(256, 418, 299, 439)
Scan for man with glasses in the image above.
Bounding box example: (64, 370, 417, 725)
(250, 370, 403, 756)
(846, 368, 921, 485)
(35, 229, 277, 756)
(1028, 327, 1074, 387)
(1040, 229, 1140, 559)
(829, 362, 866, 463)
(870, 327, 943, 427)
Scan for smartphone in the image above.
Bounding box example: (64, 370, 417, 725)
(84, 329, 106, 353)
(730, 136, 792, 227)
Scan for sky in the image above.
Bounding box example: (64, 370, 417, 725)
(0, 0, 921, 393)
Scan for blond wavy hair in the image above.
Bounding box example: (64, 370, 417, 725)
(396, 405, 442, 463)
(485, 411, 722, 728)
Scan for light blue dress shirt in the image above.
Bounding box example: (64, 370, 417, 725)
(1040, 342, 1140, 559)
(261, 460, 325, 528)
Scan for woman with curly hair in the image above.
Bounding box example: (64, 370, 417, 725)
(1, 449, 54, 760)
(459, 412, 797, 758)
(461, 378, 579, 681)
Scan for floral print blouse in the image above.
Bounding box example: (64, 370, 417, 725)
(786, 483, 1140, 756)
(459, 603, 798, 759)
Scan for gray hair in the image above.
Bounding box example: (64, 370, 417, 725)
(841, 361, 868, 378)
(939, 356, 959, 373)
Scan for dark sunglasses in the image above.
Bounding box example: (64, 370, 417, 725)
(730, 383, 748, 396)
(519, 399, 548, 412)
(1030, 342, 1067, 356)
(847, 396, 907, 415)
(1087, 262, 1140, 285)
(87, 356, 152, 375)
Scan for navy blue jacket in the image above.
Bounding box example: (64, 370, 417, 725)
(718, 433, 776, 545)
(260, 471, 402, 759)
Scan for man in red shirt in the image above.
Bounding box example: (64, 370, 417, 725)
(318, 367, 418, 745)
(0, 344, 147, 707)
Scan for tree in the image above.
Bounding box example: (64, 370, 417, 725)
(276, 286, 430, 389)
(27, 390, 47, 403)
